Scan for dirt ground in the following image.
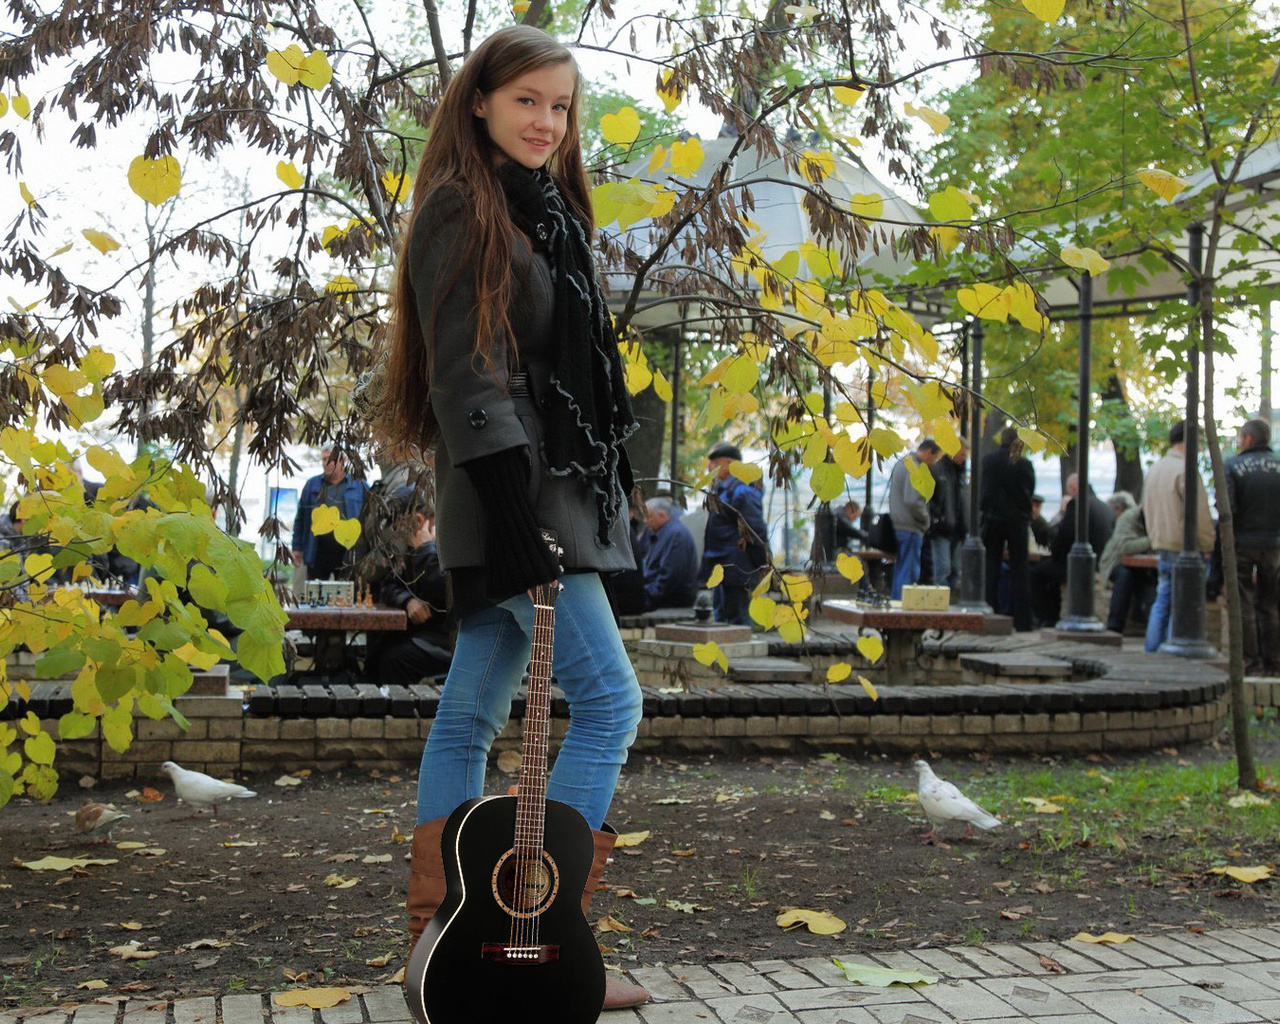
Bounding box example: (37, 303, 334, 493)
(2, 739, 1278, 1008)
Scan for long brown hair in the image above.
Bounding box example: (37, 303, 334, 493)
(379, 25, 594, 454)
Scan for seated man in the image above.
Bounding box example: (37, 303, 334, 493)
(834, 500, 866, 550)
(642, 497, 699, 611)
(1098, 492, 1153, 633)
(366, 484, 452, 686)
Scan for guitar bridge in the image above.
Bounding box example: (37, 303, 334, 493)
(480, 943, 560, 965)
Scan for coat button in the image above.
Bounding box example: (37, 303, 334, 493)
(539, 394, 550, 409)
(468, 408, 487, 429)
(536, 223, 548, 242)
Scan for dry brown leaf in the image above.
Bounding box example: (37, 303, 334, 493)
(776, 909, 846, 935)
(614, 831, 650, 848)
(118, 922, 143, 930)
(77, 980, 108, 990)
(109, 944, 159, 960)
(672, 847, 697, 858)
(387, 968, 406, 985)
(365, 953, 393, 967)
(596, 916, 633, 933)
(497, 750, 522, 774)
(324, 874, 359, 888)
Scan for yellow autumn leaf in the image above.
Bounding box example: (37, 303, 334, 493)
(624, 360, 653, 395)
(16, 854, 119, 872)
(1061, 246, 1110, 274)
(173, 642, 220, 671)
(77, 981, 109, 990)
(128, 155, 182, 205)
(1021, 796, 1065, 814)
(323, 874, 359, 888)
(927, 186, 973, 223)
(749, 595, 777, 628)
(810, 462, 845, 502)
(705, 564, 725, 589)
(1022, 0, 1065, 22)
(1136, 167, 1188, 203)
(24, 552, 55, 584)
(12, 93, 31, 119)
(274, 989, 352, 1009)
(1073, 931, 1133, 944)
(780, 573, 813, 605)
(904, 101, 950, 133)
(957, 282, 1011, 323)
(381, 171, 411, 203)
(833, 85, 865, 106)
(265, 45, 305, 85)
(776, 908, 846, 934)
(652, 366, 673, 402)
(326, 275, 358, 296)
(856, 634, 884, 664)
(365, 953, 393, 967)
(298, 50, 333, 90)
(784, 4, 820, 20)
(1005, 282, 1048, 332)
(867, 427, 905, 459)
(1207, 865, 1273, 883)
(512, 0, 531, 12)
(656, 71, 683, 113)
(19, 182, 37, 208)
(600, 107, 642, 146)
(647, 145, 668, 174)
(857, 675, 878, 700)
(827, 662, 852, 683)
(799, 150, 835, 184)
(109, 945, 159, 960)
(596, 915, 633, 933)
(82, 229, 121, 254)
(1017, 426, 1047, 454)
(614, 830, 650, 847)
(907, 457, 936, 501)
(277, 161, 304, 188)
(835, 552, 864, 584)
(692, 641, 728, 673)
(311, 505, 340, 536)
(333, 517, 362, 549)
(849, 193, 884, 219)
(668, 137, 704, 177)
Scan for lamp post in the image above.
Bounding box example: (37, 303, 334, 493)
(1058, 272, 1103, 630)
(669, 333, 683, 505)
(959, 318, 988, 610)
(1161, 221, 1216, 658)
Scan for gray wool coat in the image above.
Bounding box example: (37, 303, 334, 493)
(408, 189, 634, 575)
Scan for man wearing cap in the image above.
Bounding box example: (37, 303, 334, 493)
(702, 441, 769, 624)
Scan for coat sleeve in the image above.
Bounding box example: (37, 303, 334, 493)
(292, 478, 318, 552)
(410, 192, 528, 466)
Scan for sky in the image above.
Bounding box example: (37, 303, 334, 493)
(1, 0, 1276, 544)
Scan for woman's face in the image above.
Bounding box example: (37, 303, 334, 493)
(473, 62, 577, 169)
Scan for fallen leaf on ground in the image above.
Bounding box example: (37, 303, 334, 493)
(1073, 931, 1133, 944)
(387, 968, 405, 985)
(77, 980, 108, 990)
(776, 909, 846, 934)
(1038, 954, 1066, 973)
(184, 939, 229, 949)
(497, 750, 522, 774)
(116, 842, 146, 850)
(138, 787, 165, 802)
(1021, 797, 1064, 814)
(652, 797, 692, 805)
(672, 847, 697, 857)
(614, 831, 650, 847)
(223, 841, 258, 848)
(819, 810, 836, 821)
(362, 854, 392, 864)
(137, 848, 167, 856)
(832, 958, 936, 987)
(274, 988, 351, 1008)
(109, 944, 159, 960)
(275, 775, 302, 787)
(1226, 792, 1271, 808)
(118, 922, 143, 930)
(596, 916, 633, 932)
(324, 874, 359, 888)
(365, 953, 393, 967)
(665, 900, 707, 913)
(1207, 865, 1273, 883)
(17, 856, 118, 871)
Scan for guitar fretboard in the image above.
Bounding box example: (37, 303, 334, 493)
(513, 582, 558, 869)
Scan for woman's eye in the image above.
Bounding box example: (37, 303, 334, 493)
(553, 104, 567, 113)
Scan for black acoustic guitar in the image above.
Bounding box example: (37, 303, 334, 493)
(405, 566, 605, 1024)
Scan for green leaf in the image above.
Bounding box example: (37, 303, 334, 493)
(96, 664, 140, 703)
(34, 648, 87, 679)
(23, 730, 56, 765)
(101, 703, 133, 754)
(809, 462, 845, 502)
(832, 958, 937, 988)
(187, 563, 229, 611)
(58, 711, 98, 740)
(0, 770, 13, 809)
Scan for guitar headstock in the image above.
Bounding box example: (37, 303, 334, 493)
(532, 529, 563, 606)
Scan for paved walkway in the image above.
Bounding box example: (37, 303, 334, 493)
(5, 925, 1278, 1024)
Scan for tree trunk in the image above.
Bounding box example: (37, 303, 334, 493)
(1201, 274, 1257, 790)
(1102, 373, 1145, 501)
(627, 385, 668, 496)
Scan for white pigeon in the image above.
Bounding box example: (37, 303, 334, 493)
(913, 760, 1001, 840)
(161, 761, 257, 815)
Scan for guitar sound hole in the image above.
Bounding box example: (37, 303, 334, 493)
(491, 850, 560, 919)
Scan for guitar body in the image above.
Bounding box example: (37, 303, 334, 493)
(405, 795, 605, 1024)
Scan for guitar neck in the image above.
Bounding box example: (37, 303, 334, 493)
(514, 581, 557, 861)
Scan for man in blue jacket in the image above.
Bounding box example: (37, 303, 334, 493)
(642, 498, 699, 610)
(292, 448, 370, 583)
(1227, 418, 1280, 674)
(701, 442, 769, 624)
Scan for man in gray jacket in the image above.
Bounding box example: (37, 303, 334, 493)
(888, 439, 941, 600)
(1227, 418, 1280, 674)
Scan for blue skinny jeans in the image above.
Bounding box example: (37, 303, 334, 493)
(416, 572, 643, 830)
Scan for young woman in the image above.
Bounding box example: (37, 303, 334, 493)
(379, 25, 647, 1010)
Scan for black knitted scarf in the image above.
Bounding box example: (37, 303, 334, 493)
(497, 161, 637, 544)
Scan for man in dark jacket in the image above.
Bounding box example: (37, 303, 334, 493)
(980, 426, 1036, 630)
(1031, 473, 1115, 626)
(642, 498, 699, 610)
(926, 440, 968, 590)
(366, 485, 452, 686)
(702, 441, 769, 624)
(1227, 418, 1280, 674)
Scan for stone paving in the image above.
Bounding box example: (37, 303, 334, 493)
(4, 926, 1279, 1024)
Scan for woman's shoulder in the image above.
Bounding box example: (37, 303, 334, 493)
(409, 185, 475, 251)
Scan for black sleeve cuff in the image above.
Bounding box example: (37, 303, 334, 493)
(462, 447, 559, 602)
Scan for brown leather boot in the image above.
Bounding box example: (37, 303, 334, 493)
(406, 817, 448, 959)
(582, 825, 650, 1010)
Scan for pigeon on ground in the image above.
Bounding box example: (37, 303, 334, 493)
(913, 759, 1001, 840)
(161, 761, 257, 815)
(75, 801, 129, 842)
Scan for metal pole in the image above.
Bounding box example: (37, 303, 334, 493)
(1263, 298, 1274, 424)
(1161, 222, 1215, 657)
(1059, 273, 1103, 630)
(669, 334, 683, 505)
(959, 318, 988, 610)
(815, 376, 836, 563)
